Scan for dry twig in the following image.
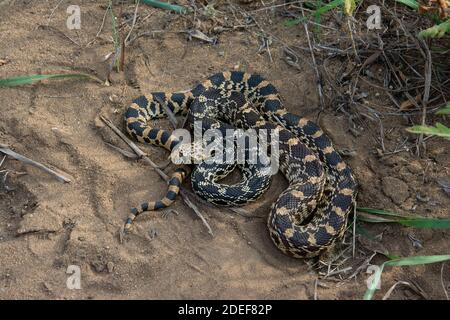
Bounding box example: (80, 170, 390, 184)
(417, 37, 432, 156)
(0, 144, 71, 183)
(300, 6, 325, 110)
(441, 262, 449, 300)
(99, 116, 213, 236)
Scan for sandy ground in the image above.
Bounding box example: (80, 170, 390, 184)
(0, 1, 449, 299)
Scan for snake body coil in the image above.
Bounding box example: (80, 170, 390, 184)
(125, 71, 356, 258)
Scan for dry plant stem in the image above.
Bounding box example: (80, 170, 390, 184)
(38, 25, 80, 46)
(324, 266, 352, 278)
(300, 6, 324, 110)
(178, 189, 213, 236)
(155, 95, 178, 129)
(313, 278, 318, 300)
(0, 155, 6, 168)
(417, 38, 432, 156)
(99, 116, 214, 236)
(346, 252, 377, 280)
(441, 262, 449, 300)
(119, 3, 125, 72)
(250, 0, 307, 13)
(347, 18, 360, 64)
(105, 142, 139, 159)
(407, 280, 429, 300)
(87, 4, 110, 46)
(0, 144, 71, 183)
(352, 205, 356, 258)
(380, 5, 433, 155)
(125, 0, 140, 44)
(96, 5, 109, 38)
(227, 1, 310, 69)
(47, 0, 65, 25)
(101, 116, 167, 177)
(228, 207, 262, 219)
(382, 281, 413, 300)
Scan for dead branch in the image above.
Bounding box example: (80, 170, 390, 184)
(300, 5, 325, 110)
(99, 116, 214, 237)
(0, 144, 71, 183)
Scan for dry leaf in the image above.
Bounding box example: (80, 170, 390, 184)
(400, 94, 422, 110)
(437, 0, 449, 19)
(186, 29, 217, 44)
(361, 51, 381, 69)
(420, 0, 450, 19)
(344, 0, 356, 15)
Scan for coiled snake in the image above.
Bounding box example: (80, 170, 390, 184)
(124, 71, 356, 258)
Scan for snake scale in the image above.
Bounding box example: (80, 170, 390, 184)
(124, 71, 357, 258)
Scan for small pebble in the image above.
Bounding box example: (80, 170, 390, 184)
(407, 161, 423, 174)
(416, 193, 430, 203)
(149, 229, 158, 240)
(109, 94, 120, 104)
(407, 233, 423, 250)
(107, 261, 115, 273)
(381, 176, 409, 205)
(42, 282, 52, 294)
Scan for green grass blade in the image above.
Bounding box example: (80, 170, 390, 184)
(436, 102, 450, 115)
(357, 207, 450, 229)
(315, 0, 345, 15)
(398, 218, 450, 228)
(357, 207, 421, 218)
(419, 20, 450, 38)
(0, 73, 98, 87)
(303, 2, 319, 9)
(357, 213, 399, 223)
(284, 0, 346, 27)
(364, 255, 450, 299)
(313, 0, 323, 33)
(108, 1, 119, 49)
(384, 255, 450, 267)
(395, 0, 419, 10)
(406, 123, 450, 138)
(142, 0, 189, 14)
(284, 17, 308, 27)
(356, 214, 449, 228)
